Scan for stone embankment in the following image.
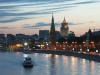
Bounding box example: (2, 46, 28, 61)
(0, 48, 100, 62)
(32, 50, 100, 62)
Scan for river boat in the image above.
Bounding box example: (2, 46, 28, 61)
(23, 56, 33, 68)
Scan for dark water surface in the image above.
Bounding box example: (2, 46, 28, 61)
(0, 52, 100, 75)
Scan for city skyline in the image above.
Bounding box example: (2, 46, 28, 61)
(0, 0, 100, 36)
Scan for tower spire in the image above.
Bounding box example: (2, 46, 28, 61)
(63, 16, 66, 23)
(50, 13, 55, 31)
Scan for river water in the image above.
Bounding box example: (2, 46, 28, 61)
(0, 52, 100, 75)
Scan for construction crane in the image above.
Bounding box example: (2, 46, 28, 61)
(76, 27, 100, 32)
(91, 27, 100, 32)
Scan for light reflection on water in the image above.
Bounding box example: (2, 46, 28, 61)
(0, 52, 100, 75)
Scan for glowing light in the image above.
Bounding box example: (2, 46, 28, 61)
(73, 48, 74, 50)
(16, 44, 21, 47)
(24, 42, 28, 46)
(63, 48, 65, 50)
(96, 50, 98, 52)
(87, 49, 89, 52)
(55, 54, 58, 58)
(41, 44, 44, 47)
(23, 54, 28, 58)
(34, 53, 38, 57)
(80, 48, 82, 51)
(16, 52, 20, 55)
(46, 43, 48, 46)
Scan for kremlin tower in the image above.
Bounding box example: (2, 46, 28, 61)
(49, 14, 56, 50)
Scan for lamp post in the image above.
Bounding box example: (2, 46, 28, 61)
(87, 49, 89, 54)
(46, 43, 49, 50)
(86, 33, 89, 52)
(96, 50, 98, 55)
(83, 41, 85, 52)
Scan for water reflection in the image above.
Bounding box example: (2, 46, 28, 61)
(90, 61, 96, 75)
(71, 57, 78, 75)
(16, 52, 20, 55)
(62, 55, 68, 74)
(0, 52, 100, 75)
(82, 59, 86, 75)
(34, 53, 38, 57)
(23, 68, 32, 75)
(49, 54, 57, 75)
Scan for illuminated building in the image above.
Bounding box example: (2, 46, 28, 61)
(60, 17, 69, 37)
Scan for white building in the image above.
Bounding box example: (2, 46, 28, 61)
(60, 17, 69, 37)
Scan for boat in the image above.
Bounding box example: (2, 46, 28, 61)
(23, 56, 33, 68)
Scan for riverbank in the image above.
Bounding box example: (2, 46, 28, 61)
(0, 48, 100, 62)
(32, 50, 100, 62)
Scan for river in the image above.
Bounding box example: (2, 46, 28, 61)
(0, 52, 100, 75)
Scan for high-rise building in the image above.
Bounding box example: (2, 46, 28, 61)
(39, 30, 49, 42)
(60, 17, 69, 37)
(7, 34, 15, 40)
(49, 14, 56, 49)
(0, 34, 5, 39)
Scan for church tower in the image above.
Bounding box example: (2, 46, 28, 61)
(49, 14, 56, 50)
(60, 17, 69, 37)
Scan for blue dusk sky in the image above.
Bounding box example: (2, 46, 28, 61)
(0, 0, 100, 36)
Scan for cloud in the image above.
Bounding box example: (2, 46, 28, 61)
(0, 0, 75, 20)
(88, 21, 95, 23)
(21, 20, 97, 30)
(68, 21, 96, 26)
(0, 0, 22, 3)
(0, 17, 32, 23)
(0, 26, 15, 29)
(22, 21, 86, 29)
(22, 22, 61, 29)
(68, 22, 85, 25)
(0, 4, 75, 18)
(0, 0, 99, 23)
(34, 22, 60, 27)
(72, 1, 100, 5)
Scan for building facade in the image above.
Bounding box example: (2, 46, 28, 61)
(60, 17, 69, 37)
(39, 30, 49, 42)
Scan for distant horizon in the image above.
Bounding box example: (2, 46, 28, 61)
(0, 0, 100, 36)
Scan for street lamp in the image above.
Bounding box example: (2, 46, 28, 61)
(24, 42, 28, 50)
(46, 43, 49, 49)
(46, 43, 48, 46)
(24, 42, 28, 46)
(96, 50, 98, 52)
(87, 49, 89, 52)
(73, 48, 74, 50)
(80, 48, 82, 52)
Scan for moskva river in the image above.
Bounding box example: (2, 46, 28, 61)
(0, 52, 100, 75)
